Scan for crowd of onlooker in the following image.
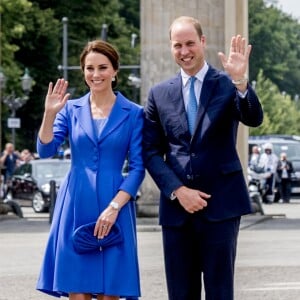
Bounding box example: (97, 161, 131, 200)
(249, 142, 294, 204)
(0, 142, 72, 200)
(0, 140, 293, 204)
(0, 142, 35, 199)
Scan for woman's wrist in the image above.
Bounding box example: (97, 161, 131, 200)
(109, 201, 120, 211)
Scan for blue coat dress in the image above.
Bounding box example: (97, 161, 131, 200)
(36, 92, 145, 298)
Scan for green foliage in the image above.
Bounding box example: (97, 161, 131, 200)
(0, 0, 61, 150)
(249, 0, 300, 98)
(0, 0, 140, 151)
(33, 0, 140, 99)
(249, 70, 300, 136)
(0, 0, 33, 94)
(249, 1, 300, 137)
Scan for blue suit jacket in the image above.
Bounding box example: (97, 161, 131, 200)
(143, 66, 263, 225)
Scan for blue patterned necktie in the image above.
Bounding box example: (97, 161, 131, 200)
(187, 76, 198, 134)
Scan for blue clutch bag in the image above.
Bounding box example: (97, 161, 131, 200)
(72, 221, 123, 254)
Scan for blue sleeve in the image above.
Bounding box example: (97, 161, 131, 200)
(119, 107, 145, 198)
(36, 105, 69, 158)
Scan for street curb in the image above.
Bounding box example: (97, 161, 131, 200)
(239, 215, 272, 230)
(239, 213, 286, 230)
(0, 213, 283, 233)
(136, 214, 280, 232)
(0, 213, 19, 221)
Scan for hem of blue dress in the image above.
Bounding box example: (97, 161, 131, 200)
(37, 288, 141, 299)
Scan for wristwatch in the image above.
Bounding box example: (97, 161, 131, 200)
(170, 192, 177, 201)
(110, 201, 120, 211)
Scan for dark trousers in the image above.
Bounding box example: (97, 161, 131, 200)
(264, 174, 275, 203)
(279, 178, 291, 202)
(162, 216, 241, 300)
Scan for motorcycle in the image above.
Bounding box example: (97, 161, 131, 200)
(0, 198, 24, 218)
(247, 166, 270, 215)
(0, 175, 23, 218)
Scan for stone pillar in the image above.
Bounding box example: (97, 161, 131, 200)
(140, 0, 225, 106)
(139, 0, 249, 216)
(224, 0, 249, 179)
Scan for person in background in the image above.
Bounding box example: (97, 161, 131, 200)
(249, 145, 260, 169)
(63, 148, 71, 159)
(143, 15, 263, 300)
(18, 148, 34, 165)
(276, 152, 294, 203)
(258, 142, 278, 203)
(36, 40, 144, 300)
(0, 143, 19, 183)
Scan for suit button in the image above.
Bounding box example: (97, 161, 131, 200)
(191, 153, 196, 157)
(187, 175, 193, 180)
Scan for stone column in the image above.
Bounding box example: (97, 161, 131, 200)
(224, 0, 249, 179)
(140, 0, 225, 106)
(139, 0, 249, 216)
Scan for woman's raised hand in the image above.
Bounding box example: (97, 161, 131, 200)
(45, 78, 70, 115)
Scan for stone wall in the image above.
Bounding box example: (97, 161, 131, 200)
(140, 0, 225, 106)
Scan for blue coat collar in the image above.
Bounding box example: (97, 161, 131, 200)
(72, 91, 131, 146)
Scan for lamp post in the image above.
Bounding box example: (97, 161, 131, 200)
(0, 68, 32, 147)
(101, 23, 108, 41)
(128, 33, 141, 103)
(0, 68, 6, 152)
(62, 17, 68, 81)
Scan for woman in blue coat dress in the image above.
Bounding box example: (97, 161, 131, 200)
(36, 40, 145, 300)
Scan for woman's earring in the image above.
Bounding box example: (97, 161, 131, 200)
(112, 77, 116, 82)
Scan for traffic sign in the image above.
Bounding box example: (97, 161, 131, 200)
(7, 118, 21, 128)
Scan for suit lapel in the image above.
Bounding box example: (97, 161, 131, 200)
(165, 69, 219, 141)
(194, 67, 218, 139)
(168, 75, 190, 136)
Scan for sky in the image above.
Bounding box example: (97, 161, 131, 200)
(277, 0, 300, 19)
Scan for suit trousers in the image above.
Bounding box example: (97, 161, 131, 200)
(162, 215, 241, 300)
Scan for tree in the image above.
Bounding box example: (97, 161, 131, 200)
(0, 0, 140, 151)
(249, 0, 300, 98)
(0, 0, 61, 150)
(249, 70, 300, 136)
(33, 0, 140, 99)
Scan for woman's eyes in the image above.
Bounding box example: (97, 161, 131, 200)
(86, 66, 108, 71)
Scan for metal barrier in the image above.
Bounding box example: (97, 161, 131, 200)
(49, 180, 57, 224)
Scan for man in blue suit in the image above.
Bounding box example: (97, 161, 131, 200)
(143, 16, 263, 300)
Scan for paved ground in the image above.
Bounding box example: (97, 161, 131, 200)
(0, 201, 300, 300)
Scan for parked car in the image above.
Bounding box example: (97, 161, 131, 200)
(6, 158, 71, 213)
(248, 136, 300, 200)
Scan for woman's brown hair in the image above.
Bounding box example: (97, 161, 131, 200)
(80, 40, 119, 89)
